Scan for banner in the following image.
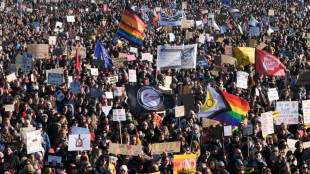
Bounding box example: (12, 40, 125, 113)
(173, 154, 196, 174)
(109, 143, 142, 156)
(27, 130, 42, 154)
(234, 47, 255, 66)
(276, 101, 299, 125)
(261, 112, 274, 136)
(151, 142, 181, 155)
(113, 109, 126, 121)
(160, 10, 184, 26)
(303, 100, 310, 124)
(236, 71, 249, 89)
(22, 53, 32, 73)
(267, 88, 279, 101)
(126, 86, 175, 115)
(157, 44, 197, 70)
(27, 44, 49, 59)
(68, 134, 91, 151)
(48, 73, 63, 85)
(255, 49, 286, 76)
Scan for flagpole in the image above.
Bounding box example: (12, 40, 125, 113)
(20, 0, 23, 20)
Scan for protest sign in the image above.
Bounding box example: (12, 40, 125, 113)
(128, 69, 137, 82)
(175, 106, 185, 117)
(114, 87, 124, 97)
(287, 139, 298, 149)
(276, 101, 299, 125)
(243, 124, 253, 136)
(181, 20, 194, 29)
(17, 19, 22, 25)
(127, 54, 136, 61)
(236, 71, 249, 89)
(27, 130, 42, 154)
(20, 127, 36, 144)
(48, 73, 62, 85)
(157, 44, 197, 70)
(102, 106, 112, 116)
(151, 141, 181, 155)
(198, 60, 208, 67)
(105, 92, 113, 99)
(113, 56, 127, 68)
(72, 127, 89, 135)
(107, 75, 119, 84)
(44, 154, 66, 169)
(72, 47, 86, 59)
(130, 47, 138, 53)
(113, 109, 126, 121)
(303, 100, 310, 124)
(4, 104, 14, 112)
(163, 26, 173, 32)
(90, 88, 105, 98)
(66, 15, 75, 22)
(307, 33, 310, 48)
(96, 28, 104, 35)
(90, 68, 99, 76)
(224, 125, 232, 136)
(55, 21, 63, 28)
(224, 46, 233, 56)
(27, 44, 49, 59)
(6, 73, 17, 82)
(249, 27, 260, 36)
(261, 111, 274, 136)
(69, 81, 81, 93)
(68, 134, 91, 151)
(196, 20, 203, 28)
(267, 88, 279, 101)
(49, 36, 57, 45)
(22, 53, 32, 73)
(214, 55, 237, 65)
(182, 1, 187, 9)
(142, 53, 152, 61)
(109, 143, 142, 156)
(268, 9, 274, 16)
(160, 10, 184, 26)
(173, 154, 197, 174)
(201, 118, 220, 128)
(198, 35, 205, 43)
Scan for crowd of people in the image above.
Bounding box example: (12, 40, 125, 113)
(0, 0, 310, 173)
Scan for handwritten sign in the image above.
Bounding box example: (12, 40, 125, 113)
(276, 101, 299, 125)
(69, 81, 81, 93)
(129, 69, 137, 83)
(173, 154, 197, 173)
(127, 54, 136, 61)
(303, 100, 310, 124)
(107, 75, 119, 84)
(27, 130, 42, 154)
(201, 118, 220, 128)
(236, 71, 249, 89)
(261, 111, 274, 136)
(72, 47, 86, 59)
(27, 44, 49, 59)
(175, 106, 185, 117)
(130, 47, 138, 53)
(49, 36, 57, 45)
(90, 68, 99, 76)
(105, 92, 113, 99)
(243, 124, 253, 136)
(109, 143, 142, 156)
(48, 73, 62, 85)
(22, 53, 32, 73)
(4, 104, 14, 112)
(113, 109, 126, 121)
(114, 87, 123, 97)
(66, 16, 75, 22)
(7, 73, 17, 82)
(267, 88, 279, 101)
(151, 142, 181, 155)
(68, 134, 90, 151)
(224, 125, 232, 136)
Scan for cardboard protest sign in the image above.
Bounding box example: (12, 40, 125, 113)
(201, 118, 220, 128)
(66, 16, 75, 22)
(163, 26, 172, 32)
(113, 56, 127, 68)
(113, 109, 126, 121)
(72, 127, 89, 135)
(127, 54, 136, 61)
(90, 68, 99, 76)
(102, 106, 112, 116)
(114, 87, 124, 97)
(303, 100, 310, 124)
(109, 143, 142, 156)
(261, 111, 274, 136)
(198, 35, 205, 43)
(181, 20, 194, 29)
(49, 36, 57, 45)
(214, 55, 237, 65)
(130, 47, 138, 53)
(96, 28, 104, 35)
(224, 125, 232, 136)
(4, 104, 14, 112)
(236, 71, 249, 89)
(22, 53, 32, 73)
(276, 101, 299, 125)
(243, 124, 253, 136)
(107, 76, 119, 84)
(7, 73, 17, 82)
(69, 81, 81, 93)
(27, 130, 42, 154)
(268, 9, 274, 16)
(44, 154, 66, 169)
(90, 88, 105, 98)
(27, 44, 49, 59)
(151, 142, 181, 155)
(185, 31, 193, 40)
(20, 127, 36, 144)
(142, 53, 152, 61)
(17, 19, 22, 25)
(105, 92, 113, 99)
(48, 73, 63, 85)
(68, 134, 91, 151)
(128, 69, 137, 82)
(173, 154, 197, 174)
(267, 88, 279, 101)
(175, 106, 185, 117)
(72, 47, 86, 59)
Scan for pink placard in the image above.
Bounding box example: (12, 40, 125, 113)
(127, 54, 136, 61)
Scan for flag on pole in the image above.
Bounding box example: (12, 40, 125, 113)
(249, 15, 258, 26)
(255, 49, 286, 76)
(75, 49, 80, 72)
(234, 47, 255, 66)
(153, 12, 160, 26)
(94, 41, 114, 68)
(224, 19, 233, 29)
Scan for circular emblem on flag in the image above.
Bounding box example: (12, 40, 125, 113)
(137, 86, 164, 110)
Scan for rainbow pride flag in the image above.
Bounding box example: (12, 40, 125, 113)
(224, 19, 233, 29)
(283, 24, 289, 30)
(117, 5, 147, 45)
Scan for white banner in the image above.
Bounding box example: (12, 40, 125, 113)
(236, 71, 249, 89)
(68, 134, 91, 151)
(261, 111, 274, 136)
(303, 100, 310, 124)
(157, 44, 197, 70)
(27, 130, 42, 154)
(276, 101, 299, 125)
(160, 10, 184, 26)
(268, 88, 279, 101)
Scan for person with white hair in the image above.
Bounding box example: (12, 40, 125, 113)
(216, 161, 230, 174)
(120, 165, 128, 174)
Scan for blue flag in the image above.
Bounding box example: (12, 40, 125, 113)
(222, 0, 232, 7)
(94, 41, 114, 68)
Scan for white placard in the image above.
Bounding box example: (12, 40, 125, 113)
(55, 21, 63, 28)
(129, 69, 137, 82)
(4, 104, 14, 112)
(68, 134, 91, 151)
(224, 125, 232, 136)
(102, 106, 112, 116)
(27, 130, 42, 154)
(66, 16, 75, 22)
(49, 36, 57, 45)
(236, 71, 249, 89)
(175, 106, 185, 117)
(130, 47, 138, 53)
(90, 68, 99, 76)
(261, 111, 274, 136)
(303, 100, 310, 124)
(267, 88, 279, 101)
(107, 76, 119, 84)
(113, 109, 126, 121)
(114, 87, 123, 97)
(243, 124, 253, 136)
(276, 101, 299, 125)
(105, 92, 113, 99)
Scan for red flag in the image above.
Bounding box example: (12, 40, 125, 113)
(75, 49, 80, 72)
(153, 13, 160, 26)
(255, 49, 286, 76)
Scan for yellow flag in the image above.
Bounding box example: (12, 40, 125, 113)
(89, 35, 96, 41)
(200, 88, 216, 112)
(234, 47, 255, 66)
(273, 110, 279, 121)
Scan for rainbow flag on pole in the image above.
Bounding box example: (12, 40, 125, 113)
(117, 5, 147, 45)
(224, 19, 233, 29)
